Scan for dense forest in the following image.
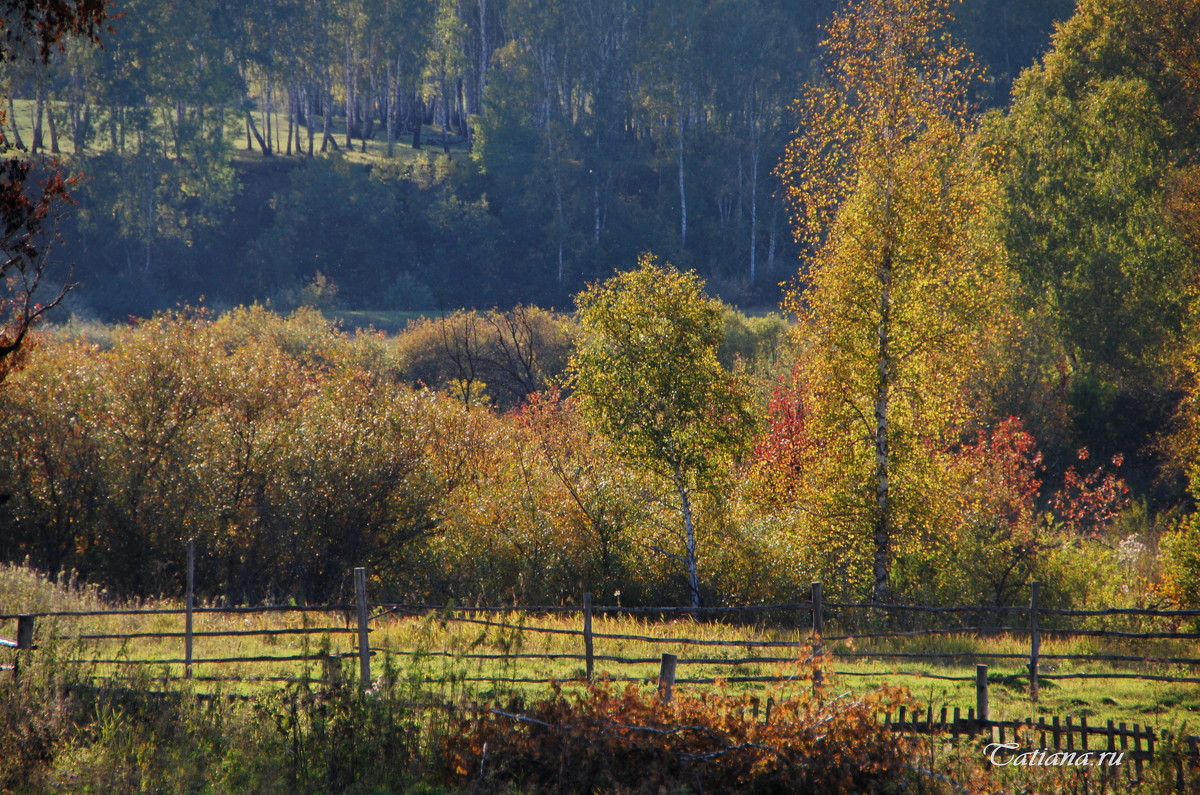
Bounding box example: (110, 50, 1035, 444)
(4, 0, 1200, 614)
(1, 0, 1072, 315)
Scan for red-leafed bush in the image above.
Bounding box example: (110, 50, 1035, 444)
(438, 680, 922, 794)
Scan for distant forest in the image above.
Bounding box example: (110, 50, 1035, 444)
(2, 0, 1072, 317)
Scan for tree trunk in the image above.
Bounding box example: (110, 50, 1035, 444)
(306, 89, 315, 156)
(285, 88, 294, 155)
(412, 90, 422, 149)
(46, 97, 60, 154)
(386, 61, 396, 157)
(677, 477, 701, 609)
(7, 94, 25, 150)
(749, 97, 759, 284)
(31, 86, 44, 153)
(677, 114, 686, 249)
(246, 111, 271, 156)
(872, 242, 894, 604)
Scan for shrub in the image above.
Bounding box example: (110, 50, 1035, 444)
(437, 680, 922, 794)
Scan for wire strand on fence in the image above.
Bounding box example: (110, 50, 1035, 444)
(1036, 673, 1200, 684)
(831, 670, 975, 682)
(53, 627, 360, 641)
(369, 648, 819, 667)
(0, 604, 355, 620)
(67, 652, 364, 665)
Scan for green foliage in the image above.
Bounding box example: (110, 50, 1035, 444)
(571, 256, 756, 606)
(571, 257, 755, 487)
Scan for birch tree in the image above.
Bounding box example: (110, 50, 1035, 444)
(778, 0, 1014, 602)
(570, 256, 755, 608)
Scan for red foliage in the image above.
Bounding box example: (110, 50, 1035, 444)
(1051, 447, 1130, 537)
(438, 680, 922, 794)
(751, 364, 813, 499)
(957, 417, 1043, 533)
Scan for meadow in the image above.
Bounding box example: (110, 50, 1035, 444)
(6, 563, 1198, 732)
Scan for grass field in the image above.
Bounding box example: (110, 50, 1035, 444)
(5, 564, 1198, 735)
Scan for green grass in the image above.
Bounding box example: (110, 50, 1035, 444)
(4, 586, 1195, 734)
(3, 97, 469, 166)
(5, 564, 1199, 732)
(329, 309, 432, 333)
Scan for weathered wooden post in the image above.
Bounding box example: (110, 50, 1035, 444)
(354, 567, 371, 688)
(13, 615, 34, 680)
(658, 653, 677, 703)
(583, 592, 594, 683)
(1029, 581, 1041, 702)
(811, 582, 824, 690)
(16, 615, 34, 651)
(185, 539, 195, 679)
(811, 581, 824, 637)
(976, 664, 989, 724)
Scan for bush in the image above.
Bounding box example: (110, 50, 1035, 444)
(437, 680, 922, 794)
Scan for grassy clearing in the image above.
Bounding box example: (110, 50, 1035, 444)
(329, 308, 432, 333)
(3, 97, 469, 165)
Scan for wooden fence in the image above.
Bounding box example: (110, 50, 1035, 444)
(5, 573, 1200, 689)
(5, 563, 1200, 784)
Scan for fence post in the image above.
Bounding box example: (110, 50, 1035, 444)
(354, 567, 371, 689)
(13, 615, 33, 680)
(1029, 581, 1041, 702)
(811, 581, 824, 637)
(16, 615, 34, 650)
(810, 582, 824, 690)
(185, 539, 194, 679)
(583, 592, 594, 683)
(658, 652, 677, 703)
(976, 664, 989, 724)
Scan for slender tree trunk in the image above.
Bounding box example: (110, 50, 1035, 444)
(412, 90, 422, 149)
(748, 95, 759, 283)
(555, 149, 565, 295)
(306, 89, 315, 156)
(321, 91, 339, 152)
(246, 111, 271, 156)
(7, 94, 25, 150)
(285, 88, 294, 155)
(30, 86, 44, 153)
(749, 142, 758, 283)
(46, 97, 60, 153)
(386, 61, 396, 157)
(677, 477, 701, 609)
(872, 241, 894, 604)
(677, 114, 686, 249)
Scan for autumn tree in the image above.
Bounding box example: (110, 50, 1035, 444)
(994, 0, 1200, 386)
(778, 0, 1013, 602)
(569, 256, 756, 608)
(0, 0, 107, 381)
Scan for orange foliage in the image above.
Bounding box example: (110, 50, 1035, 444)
(438, 679, 922, 793)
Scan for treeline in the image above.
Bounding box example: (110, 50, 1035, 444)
(0, 304, 789, 603)
(1, 0, 1071, 315)
(0, 292, 1184, 610)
